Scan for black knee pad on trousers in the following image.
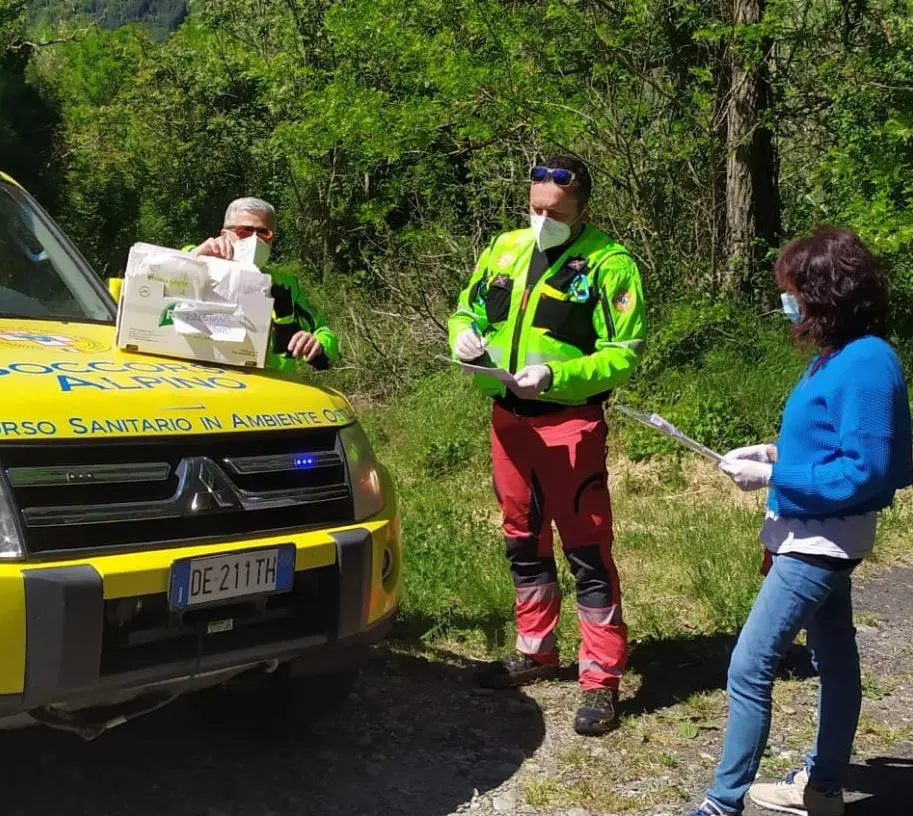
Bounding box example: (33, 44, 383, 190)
(566, 545, 614, 607)
(505, 536, 558, 587)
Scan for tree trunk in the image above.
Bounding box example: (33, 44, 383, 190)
(723, 0, 781, 295)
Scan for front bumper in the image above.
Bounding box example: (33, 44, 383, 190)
(0, 513, 402, 716)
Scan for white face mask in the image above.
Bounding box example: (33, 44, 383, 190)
(233, 234, 272, 268)
(529, 213, 572, 252)
(780, 292, 802, 324)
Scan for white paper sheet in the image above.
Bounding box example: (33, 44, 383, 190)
(614, 404, 723, 462)
(172, 312, 247, 343)
(170, 302, 248, 343)
(439, 356, 519, 388)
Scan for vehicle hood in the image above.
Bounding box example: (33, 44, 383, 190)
(0, 320, 356, 441)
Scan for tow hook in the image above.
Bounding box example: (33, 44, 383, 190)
(221, 659, 281, 691)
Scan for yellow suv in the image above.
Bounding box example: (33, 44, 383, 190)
(0, 173, 402, 737)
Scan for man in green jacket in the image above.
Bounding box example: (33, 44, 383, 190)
(449, 155, 646, 735)
(188, 197, 339, 372)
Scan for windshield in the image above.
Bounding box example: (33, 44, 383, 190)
(0, 181, 114, 323)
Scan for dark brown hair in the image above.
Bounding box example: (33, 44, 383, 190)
(540, 154, 592, 208)
(774, 226, 889, 352)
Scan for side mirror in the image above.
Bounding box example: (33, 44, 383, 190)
(107, 277, 123, 301)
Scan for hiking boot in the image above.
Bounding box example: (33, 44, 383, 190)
(573, 688, 619, 736)
(749, 767, 844, 816)
(684, 801, 729, 816)
(475, 653, 559, 689)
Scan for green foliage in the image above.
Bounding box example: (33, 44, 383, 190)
(1, 1, 26, 51)
(771, 0, 913, 329)
(614, 299, 805, 460)
(7, 0, 913, 373)
(0, 0, 909, 305)
(0, 0, 61, 204)
(363, 364, 770, 649)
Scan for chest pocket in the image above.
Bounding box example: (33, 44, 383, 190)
(532, 259, 598, 353)
(484, 274, 514, 324)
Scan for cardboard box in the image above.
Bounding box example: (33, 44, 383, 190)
(115, 243, 274, 369)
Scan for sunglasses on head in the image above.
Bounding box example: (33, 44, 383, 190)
(529, 166, 577, 187)
(226, 224, 275, 241)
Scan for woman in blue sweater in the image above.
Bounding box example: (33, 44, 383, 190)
(687, 227, 913, 816)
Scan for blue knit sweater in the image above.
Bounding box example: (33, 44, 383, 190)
(769, 336, 913, 518)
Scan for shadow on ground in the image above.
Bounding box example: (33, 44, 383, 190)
(0, 649, 545, 816)
(625, 633, 816, 715)
(844, 756, 913, 816)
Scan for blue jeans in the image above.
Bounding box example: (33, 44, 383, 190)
(706, 554, 861, 814)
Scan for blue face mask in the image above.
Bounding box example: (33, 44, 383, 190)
(780, 292, 802, 324)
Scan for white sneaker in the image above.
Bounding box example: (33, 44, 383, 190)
(748, 768, 844, 816)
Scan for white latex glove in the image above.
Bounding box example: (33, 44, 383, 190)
(193, 234, 236, 260)
(722, 443, 778, 464)
(718, 458, 773, 492)
(454, 329, 486, 361)
(510, 365, 552, 400)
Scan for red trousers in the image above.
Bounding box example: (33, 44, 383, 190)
(490, 402, 628, 691)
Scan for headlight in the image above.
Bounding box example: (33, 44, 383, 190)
(0, 478, 24, 560)
(340, 423, 384, 521)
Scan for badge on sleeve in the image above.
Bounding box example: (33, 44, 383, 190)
(612, 289, 635, 313)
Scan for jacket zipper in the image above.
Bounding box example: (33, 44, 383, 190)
(508, 285, 532, 374)
(508, 230, 590, 373)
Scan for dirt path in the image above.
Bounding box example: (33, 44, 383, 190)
(1, 568, 911, 816)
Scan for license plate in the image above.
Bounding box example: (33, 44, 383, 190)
(169, 545, 295, 610)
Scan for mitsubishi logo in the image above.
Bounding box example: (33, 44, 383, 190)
(183, 457, 242, 513)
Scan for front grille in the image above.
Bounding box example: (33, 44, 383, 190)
(1, 430, 353, 557)
(99, 565, 337, 676)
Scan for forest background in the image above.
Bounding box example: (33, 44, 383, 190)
(3, 0, 913, 647)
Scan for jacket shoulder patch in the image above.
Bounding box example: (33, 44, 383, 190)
(611, 289, 636, 313)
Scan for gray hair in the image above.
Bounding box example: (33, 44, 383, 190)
(223, 197, 276, 229)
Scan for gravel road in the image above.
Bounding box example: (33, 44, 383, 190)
(2, 567, 912, 816)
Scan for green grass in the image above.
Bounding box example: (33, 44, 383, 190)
(359, 338, 913, 660)
(363, 369, 770, 658)
(613, 302, 806, 460)
(338, 318, 913, 813)
(521, 778, 563, 807)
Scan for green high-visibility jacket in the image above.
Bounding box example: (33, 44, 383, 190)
(448, 224, 646, 406)
(266, 268, 340, 373)
(180, 245, 339, 373)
